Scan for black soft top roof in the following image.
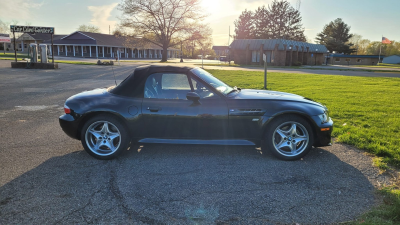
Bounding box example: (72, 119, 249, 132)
(110, 65, 196, 98)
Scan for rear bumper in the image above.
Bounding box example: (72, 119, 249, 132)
(59, 114, 80, 140)
(311, 116, 333, 147)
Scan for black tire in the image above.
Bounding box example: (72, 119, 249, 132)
(80, 115, 130, 160)
(262, 115, 314, 161)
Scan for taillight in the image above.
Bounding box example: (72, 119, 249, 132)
(64, 105, 71, 114)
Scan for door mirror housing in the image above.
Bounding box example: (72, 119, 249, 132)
(186, 92, 200, 102)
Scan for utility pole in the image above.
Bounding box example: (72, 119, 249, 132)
(228, 26, 231, 66)
(180, 41, 183, 62)
(228, 26, 230, 46)
(263, 53, 267, 89)
(109, 25, 110, 35)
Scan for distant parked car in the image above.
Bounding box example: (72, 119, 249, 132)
(59, 65, 333, 160)
(219, 56, 227, 61)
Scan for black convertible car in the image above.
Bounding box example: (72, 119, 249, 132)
(59, 65, 332, 160)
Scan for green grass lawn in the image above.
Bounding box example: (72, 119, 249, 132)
(353, 63, 400, 69)
(0, 52, 29, 58)
(54, 60, 97, 65)
(207, 69, 400, 167)
(207, 69, 400, 224)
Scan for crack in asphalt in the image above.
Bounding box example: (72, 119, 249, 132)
(52, 189, 102, 225)
(108, 161, 166, 225)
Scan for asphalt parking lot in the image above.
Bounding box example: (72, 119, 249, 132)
(0, 60, 391, 224)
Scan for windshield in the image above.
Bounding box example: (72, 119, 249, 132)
(190, 68, 234, 95)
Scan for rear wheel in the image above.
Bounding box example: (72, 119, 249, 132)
(81, 115, 129, 160)
(262, 115, 314, 160)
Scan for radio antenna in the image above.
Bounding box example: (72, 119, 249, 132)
(111, 64, 117, 86)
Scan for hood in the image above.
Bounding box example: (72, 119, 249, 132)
(229, 89, 324, 107)
(67, 88, 108, 101)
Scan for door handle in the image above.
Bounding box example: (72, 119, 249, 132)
(147, 107, 160, 112)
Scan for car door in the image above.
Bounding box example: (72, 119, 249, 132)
(140, 72, 229, 140)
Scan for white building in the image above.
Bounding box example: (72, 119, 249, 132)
(39, 31, 180, 59)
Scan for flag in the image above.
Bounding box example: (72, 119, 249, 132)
(382, 37, 391, 44)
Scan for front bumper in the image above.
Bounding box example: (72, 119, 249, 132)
(59, 114, 80, 140)
(311, 116, 333, 147)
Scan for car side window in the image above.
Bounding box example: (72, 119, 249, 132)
(191, 78, 219, 99)
(144, 73, 191, 99)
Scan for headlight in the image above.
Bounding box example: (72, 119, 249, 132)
(318, 111, 329, 123)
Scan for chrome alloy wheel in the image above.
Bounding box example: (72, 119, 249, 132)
(85, 121, 121, 156)
(272, 121, 309, 157)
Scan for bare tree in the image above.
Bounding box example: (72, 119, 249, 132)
(77, 24, 101, 33)
(118, 0, 208, 62)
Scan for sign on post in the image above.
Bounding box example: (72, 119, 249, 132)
(10, 26, 54, 34)
(0, 33, 10, 54)
(263, 53, 267, 90)
(9, 25, 55, 63)
(0, 33, 11, 43)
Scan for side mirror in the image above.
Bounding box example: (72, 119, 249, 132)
(186, 92, 200, 102)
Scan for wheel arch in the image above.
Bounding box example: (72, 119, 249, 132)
(261, 111, 319, 145)
(77, 111, 130, 140)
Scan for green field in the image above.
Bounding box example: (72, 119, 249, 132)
(353, 63, 400, 69)
(54, 60, 96, 65)
(0, 52, 29, 60)
(206, 69, 400, 167)
(207, 69, 400, 223)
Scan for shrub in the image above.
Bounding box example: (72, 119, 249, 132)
(292, 61, 302, 66)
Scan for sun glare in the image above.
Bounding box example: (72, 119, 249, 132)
(201, 0, 220, 15)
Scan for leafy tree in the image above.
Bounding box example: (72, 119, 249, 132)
(365, 41, 400, 56)
(265, 0, 306, 41)
(233, 9, 254, 39)
(234, 0, 306, 42)
(316, 18, 354, 54)
(253, 6, 268, 39)
(177, 24, 212, 58)
(356, 39, 371, 55)
(77, 24, 101, 33)
(366, 41, 383, 55)
(118, 0, 208, 62)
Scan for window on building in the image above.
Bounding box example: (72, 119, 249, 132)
(107, 47, 110, 54)
(335, 58, 340, 62)
(59, 46, 64, 52)
(24, 44, 27, 49)
(19, 44, 22, 48)
(252, 51, 260, 63)
(67, 46, 72, 52)
(345, 58, 351, 62)
(99, 47, 102, 54)
(74, 46, 79, 53)
(357, 59, 361, 63)
(83, 46, 87, 53)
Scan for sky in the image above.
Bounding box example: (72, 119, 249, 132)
(1, 0, 399, 45)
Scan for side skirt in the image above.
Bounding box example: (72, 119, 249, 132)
(138, 138, 256, 146)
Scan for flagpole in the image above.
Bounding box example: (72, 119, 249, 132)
(378, 35, 382, 65)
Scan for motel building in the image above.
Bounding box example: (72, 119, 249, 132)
(229, 39, 328, 66)
(13, 31, 180, 59)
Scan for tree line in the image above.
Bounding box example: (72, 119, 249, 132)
(234, 1, 400, 56)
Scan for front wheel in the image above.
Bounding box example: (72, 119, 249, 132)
(262, 115, 314, 160)
(81, 115, 129, 160)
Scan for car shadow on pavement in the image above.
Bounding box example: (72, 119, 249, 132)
(0, 145, 376, 224)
